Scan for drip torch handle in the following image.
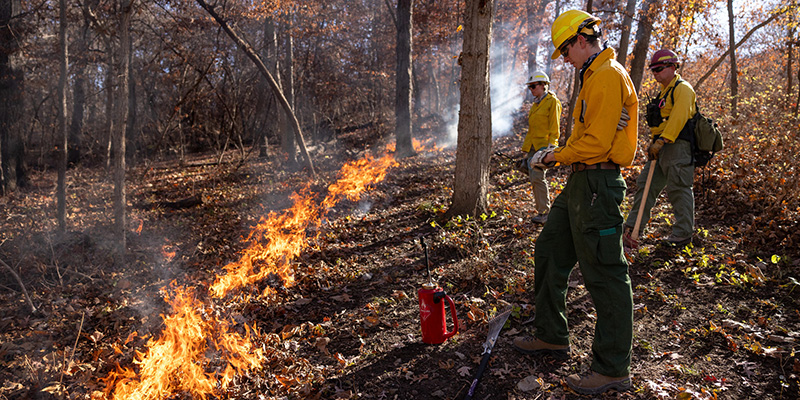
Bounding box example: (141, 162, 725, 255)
(420, 236, 432, 284)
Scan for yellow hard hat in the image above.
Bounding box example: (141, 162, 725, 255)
(550, 10, 601, 59)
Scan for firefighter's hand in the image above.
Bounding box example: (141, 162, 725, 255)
(648, 137, 666, 160)
(616, 108, 630, 130)
(531, 146, 556, 169)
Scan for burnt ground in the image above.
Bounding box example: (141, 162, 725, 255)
(1, 130, 799, 400)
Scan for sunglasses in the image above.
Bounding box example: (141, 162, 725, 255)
(651, 65, 672, 73)
(528, 82, 544, 88)
(559, 36, 578, 58)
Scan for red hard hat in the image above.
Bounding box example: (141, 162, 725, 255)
(649, 49, 679, 69)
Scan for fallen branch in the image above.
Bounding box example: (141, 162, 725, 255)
(0, 258, 37, 313)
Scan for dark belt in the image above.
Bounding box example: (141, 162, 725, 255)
(570, 162, 619, 173)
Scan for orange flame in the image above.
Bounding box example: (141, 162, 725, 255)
(104, 153, 398, 399)
(135, 219, 144, 235)
(104, 285, 263, 400)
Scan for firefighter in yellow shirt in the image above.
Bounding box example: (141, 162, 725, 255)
(521, 71, 561, 224)
(512, 10, 637, 396)
(623, 49, 697, 249)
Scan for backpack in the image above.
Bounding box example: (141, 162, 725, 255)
(688, 108, 723, 167)
(649, 79, 724, 167)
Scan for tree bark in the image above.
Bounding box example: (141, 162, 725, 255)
(0, 0, 25, 195)
(395, 0, 415, 158)
(727, 0, 738, 117)
(629, 0, 658, 93)
(447, 0, 494, 218)
(196, 0, 315, 176)
(57, 0, 68, 231)
(616, 0, 637, 66)
(113, 0, 134, 259)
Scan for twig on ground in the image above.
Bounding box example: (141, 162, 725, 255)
(0, 258, 37, 313)
(61, 312, 85, 384)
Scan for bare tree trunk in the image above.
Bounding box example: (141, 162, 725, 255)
(447, 0, 494, 218)
(788, 26, 794, 98)
(57, 0, 68, 232)
(617, 0, 637, 66)
(395, 0, 415, 158)
(629, 0, 658, 93)
(104, 38, 114, 173)
(0, 0, 25, 195)
(282, 19, 297, 165)
(727, 0, 738, 117)
(196, 0, 315, 176)
(113, 0, 134, 259)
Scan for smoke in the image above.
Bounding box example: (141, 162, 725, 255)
(438, 40, 527, 148)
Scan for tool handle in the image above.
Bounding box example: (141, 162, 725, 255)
(632, 159, 657, 241)
(420, 236, 432, 282)
(464, 349, 492, 400)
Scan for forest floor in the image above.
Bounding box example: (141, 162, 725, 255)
(1, 123, 799, 400)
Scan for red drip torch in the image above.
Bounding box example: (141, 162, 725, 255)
(418, 237, 458, 344)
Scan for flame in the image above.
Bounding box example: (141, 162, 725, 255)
(103, 153, 398, 399)
(135, 219, 144, 235)
(386, 138, 441, 154)
(103, 285, 263, 400)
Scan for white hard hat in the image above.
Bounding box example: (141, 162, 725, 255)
(526, 70, 550, 85)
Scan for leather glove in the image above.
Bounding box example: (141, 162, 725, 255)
(514, 157, 529, 173)
(530, 146, 556, 169)
(616, 108, 630, 131)
(647, 137, 666, 160)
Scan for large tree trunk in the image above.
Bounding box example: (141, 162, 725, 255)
(447, 0, 494, 218)
(113, 0, 134, 259)
(395, 0, 415, 158)
(629, 0, 658, 93)
(0, 0, 25, 195)
(727, 0, 738, 117)
(57, 0, 68, 231)
(616, 0, 637, 66)
(196, 0, 315, 176)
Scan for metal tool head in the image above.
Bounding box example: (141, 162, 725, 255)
(482, 306, 512, 353)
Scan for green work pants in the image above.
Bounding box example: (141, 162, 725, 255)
(533, 168, 633, 378)
(625, 139, 695, 239)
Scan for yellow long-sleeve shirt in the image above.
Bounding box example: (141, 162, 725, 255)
(651, 74, 697, 142)
(521, 91, 562, 152)
(553, 48, 638, 167)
